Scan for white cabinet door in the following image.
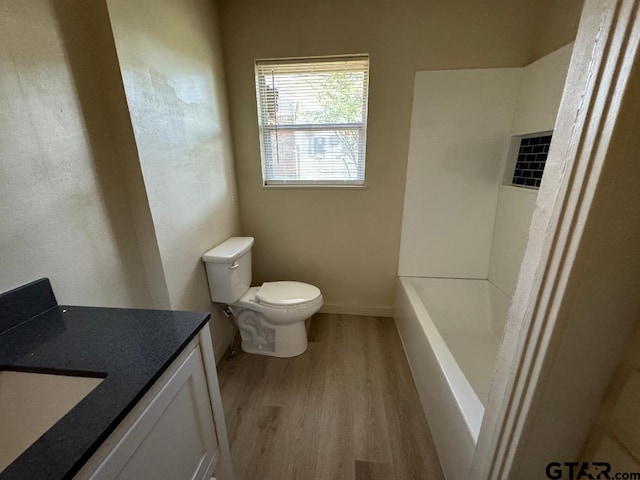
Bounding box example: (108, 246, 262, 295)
(81, 345, 219, 480)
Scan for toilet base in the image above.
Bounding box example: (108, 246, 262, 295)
(233, 308, 308, 358)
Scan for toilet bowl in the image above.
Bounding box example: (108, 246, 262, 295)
(202, 238, 323, 358)
(230, 283, 322, 357)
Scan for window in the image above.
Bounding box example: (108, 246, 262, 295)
(255, 55, 370, 186)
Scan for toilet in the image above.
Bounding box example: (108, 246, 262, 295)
(202, 237, 323, 358)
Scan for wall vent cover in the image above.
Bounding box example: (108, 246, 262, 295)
(512, 134, 552, 188)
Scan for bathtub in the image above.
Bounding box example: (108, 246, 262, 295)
(394, 277, 510, 480)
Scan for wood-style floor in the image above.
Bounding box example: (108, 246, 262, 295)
(217, 314, 445, 480)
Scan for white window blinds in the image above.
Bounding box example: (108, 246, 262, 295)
(255, 55, 370, 186)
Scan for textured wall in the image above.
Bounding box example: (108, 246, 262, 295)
(217, 0, 543, 315)
(581, 321, 640, 473)
(0, 1, 152, 308)
(106, 0, 241, 357)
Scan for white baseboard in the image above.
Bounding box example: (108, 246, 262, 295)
(318, 303, 394, 318)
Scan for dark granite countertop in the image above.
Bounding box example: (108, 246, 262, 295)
(0, 279, 210, 480)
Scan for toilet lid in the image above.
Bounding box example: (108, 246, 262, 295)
(256, 281, 321, 307)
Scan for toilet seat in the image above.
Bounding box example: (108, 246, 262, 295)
(256, 281, 321, 307)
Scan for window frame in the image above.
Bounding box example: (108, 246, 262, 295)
(254, 54, 370, 187)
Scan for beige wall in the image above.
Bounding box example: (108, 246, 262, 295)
(581, 319, 640, 473)
(1, 0, 582, 357)
(217, 0, 547, 314)
(106, 0, 240, 356)
(0, 1, 152, 308)
(1, 0, 240, 360)
(530, 0, 585, 62)
(84, 0, 173, 309)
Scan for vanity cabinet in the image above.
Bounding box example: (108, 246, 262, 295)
(74, 325, 233, 480)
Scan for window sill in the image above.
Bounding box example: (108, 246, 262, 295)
(500, 183, 540, 192)
(260, 184, 368, 190)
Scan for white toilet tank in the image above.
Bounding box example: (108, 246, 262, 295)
(202, 237, 254, 304)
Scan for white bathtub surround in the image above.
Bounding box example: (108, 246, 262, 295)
(395, 44, 574, 480)
(488, 44, 575, 298)
(488, 186, 539, 297)
(399, 45, 574, 284)
(511, 43, 575, 136)
(398, 68, 522, 279)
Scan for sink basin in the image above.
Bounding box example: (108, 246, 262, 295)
(0, 370, 104, 472)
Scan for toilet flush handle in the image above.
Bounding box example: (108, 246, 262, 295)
(229, 261, 240, 269)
